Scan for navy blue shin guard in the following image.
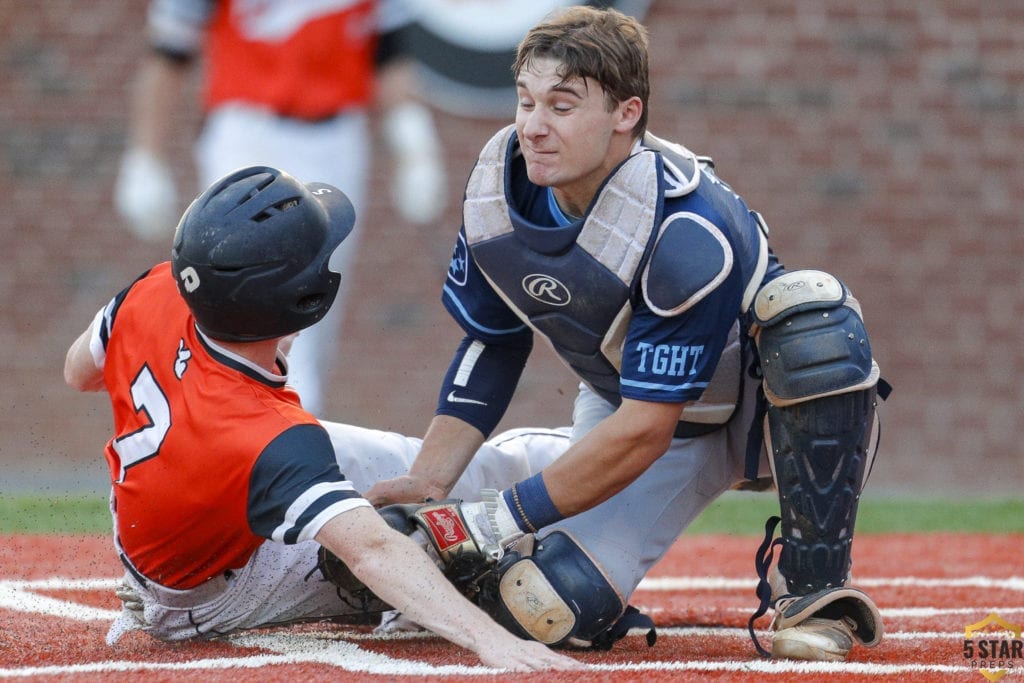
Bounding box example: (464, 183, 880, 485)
(768, 387, 876, 593)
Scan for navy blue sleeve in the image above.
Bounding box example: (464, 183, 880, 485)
(436, 334, 532, 436)
(620, 269, 742, 403)
(100, 268, 156, 351)
(248, 424, 367, 544)
(436, 228, 534, 434)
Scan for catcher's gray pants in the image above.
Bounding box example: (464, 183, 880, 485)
(106, 424, 571, 643)
(544, 379, 764, 601)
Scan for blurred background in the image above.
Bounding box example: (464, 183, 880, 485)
(1, 1, 1020, 499)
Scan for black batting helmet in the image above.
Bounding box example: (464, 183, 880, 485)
(171, 166, 355, 342)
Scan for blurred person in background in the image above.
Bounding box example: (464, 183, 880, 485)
(113, 0, 447, 416)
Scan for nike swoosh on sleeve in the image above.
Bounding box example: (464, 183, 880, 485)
(446, 391, 488, 406)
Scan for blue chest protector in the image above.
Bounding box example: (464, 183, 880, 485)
(460, 125, 773, 429)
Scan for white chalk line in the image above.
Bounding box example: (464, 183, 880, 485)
(639, 605, 1024, 620)
(0, 635, 981, 680)
(0, 578, 119, 621)
(4, 576, 1023, 623)
(1, 575, 1020, 678)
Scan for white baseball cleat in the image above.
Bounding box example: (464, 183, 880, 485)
(769, 586, 883, 662)
(771, 612, 857, 661)
(764, 562, 881, 662)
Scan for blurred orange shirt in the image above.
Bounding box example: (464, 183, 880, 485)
(204, 0, 377, 119)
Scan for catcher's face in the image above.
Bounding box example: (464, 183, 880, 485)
(515, 57, 640, 215)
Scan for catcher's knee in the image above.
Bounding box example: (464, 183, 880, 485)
(753, 269, 879, 407)
(478, 531, 624, 647)
(753, 269, 882, 492)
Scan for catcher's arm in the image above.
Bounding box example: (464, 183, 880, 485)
(316, 506, 581, 672)
(365, 415, 484, 506)
(541, 397, 685, 517)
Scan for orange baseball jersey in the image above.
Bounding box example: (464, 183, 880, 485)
(92, 263, 368, 589)
(150, 0, 378, 120)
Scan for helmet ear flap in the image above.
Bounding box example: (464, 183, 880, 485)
(171, 166, 355, 341)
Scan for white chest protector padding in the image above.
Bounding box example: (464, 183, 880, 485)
(575, 150, 661, 285)
(463, 124, 660, 288)
(464, 126, 740, 424)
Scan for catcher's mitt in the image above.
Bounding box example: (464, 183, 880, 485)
(313, 547, 388, 623)
(402, 499, 504, 599)
(312, 505, 420, 621)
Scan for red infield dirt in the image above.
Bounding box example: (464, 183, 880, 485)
(2, 533, 1022, 681)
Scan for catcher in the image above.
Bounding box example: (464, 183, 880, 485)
(365, 5, 890, 662)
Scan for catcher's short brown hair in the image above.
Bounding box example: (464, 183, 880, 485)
(513, 5, 650, 139)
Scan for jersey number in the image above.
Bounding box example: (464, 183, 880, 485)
(112, 364, 171, 482)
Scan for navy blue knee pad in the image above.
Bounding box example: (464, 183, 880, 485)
(476, 531, 624, 646)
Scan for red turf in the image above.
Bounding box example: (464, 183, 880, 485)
(2, 533, 1021, 682)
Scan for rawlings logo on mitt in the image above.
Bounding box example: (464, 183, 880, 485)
(419, 506, 472, 553)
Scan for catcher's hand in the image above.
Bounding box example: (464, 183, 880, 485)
(401, 500, 498, 598)
(364, 474, 446, 508)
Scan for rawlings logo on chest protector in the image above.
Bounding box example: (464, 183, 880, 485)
(522, 274, 571, 306)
